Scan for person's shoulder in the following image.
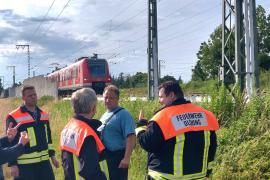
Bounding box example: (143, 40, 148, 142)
(118, 108, 132, 116)
(9, 106, 22, 114)
(118, 108, 134, 121)
(88, 119, 102, 128)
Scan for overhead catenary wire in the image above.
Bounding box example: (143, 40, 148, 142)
(31, 0, 57, 38)
(41, 0, 144, 68)
(101, 2, 221, 61)
(43, 0, 72, 34)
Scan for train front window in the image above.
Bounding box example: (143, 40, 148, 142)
(88, 61, 106, 77)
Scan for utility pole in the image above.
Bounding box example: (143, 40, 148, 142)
(148, 0, 159, 100)
(221, 0, 259, 98)
(7, 66, 15, 87)
(16, 44, 31, 78)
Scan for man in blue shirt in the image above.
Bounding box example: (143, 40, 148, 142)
(99, 85, 136, 180)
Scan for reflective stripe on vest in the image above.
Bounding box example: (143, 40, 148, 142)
(27, 127, 37, 147)
(72, 154, 84, 180)
(148, 169, 207, 180)
(17, 150, 49, 164)
(44, 124, 49, 143)
(60, 118, 105, 156)
(9, 108, 50, 149)
(71, 154, 110, 180)
(151, 103, 219, 140)
(9, 107, 49, 125)
(149, 130, 211, 180)
(40, 113, 49, 121)
(99, 159, 110, 180)
(174, 134, 185, 176)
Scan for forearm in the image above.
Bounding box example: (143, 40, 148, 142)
(0, 143, 24, 165)
(46, 122, 55, 157)
(136, 121, 164, 153)
(0, 136, 10, 148)
(124, 134, 136, 160)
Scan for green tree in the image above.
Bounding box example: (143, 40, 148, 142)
(256, 5, 270, 53)
(132, 72, 147, 87)
(178, 76, 183, 84)
(256, 5, 270, 70)
(191, 5, 270, 81)
(192, 27, 222, 81)
(160, 75, 176, 84)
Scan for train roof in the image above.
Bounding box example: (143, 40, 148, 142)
(47, 56, 108, 77)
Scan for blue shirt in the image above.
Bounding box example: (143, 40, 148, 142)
(100, 106, 135, 151)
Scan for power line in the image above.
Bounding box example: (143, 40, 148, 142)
(100, 3, 221, 58)
(158, 3, 221, 32)
(43, 0, 72, 33)
(39, 0, 144, 68)
(32, 0, 57, 38)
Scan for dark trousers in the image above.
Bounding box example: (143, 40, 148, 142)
(106, 150, 128, 180)
(0, 166, 3, 180)
(14, 160, 54, 180)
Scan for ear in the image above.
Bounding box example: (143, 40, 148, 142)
(169, 92, 176, 99)
(92, 105, 97, 114)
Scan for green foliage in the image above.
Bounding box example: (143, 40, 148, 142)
(192, 5, 270, 81)
(260, 70, 270, 90)
(201, 85, 234, 127)
(112, 72, 147, 88)
(159, 75, 176, 84)
(181, 79, 218, 95)
(258, 53, 270, 70)
(192, 26, 222, 81)
(37, 96, 55, 107)
(257, 5, 270, 53)
(213, 93, 270, 179)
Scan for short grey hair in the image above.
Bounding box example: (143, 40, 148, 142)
(71, 88, 97, 114)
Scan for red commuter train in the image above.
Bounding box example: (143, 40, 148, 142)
(47, 55, 111, 95)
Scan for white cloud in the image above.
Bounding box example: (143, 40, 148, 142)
(0, 0, 269, 88)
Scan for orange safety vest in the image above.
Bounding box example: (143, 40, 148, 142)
(9, 107, 49, 125)
(151, 103, 219, 140)
(60, 118, 105, 156)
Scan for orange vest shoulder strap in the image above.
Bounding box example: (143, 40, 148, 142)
(8, 107, 35, 125)
(9, 107, 21, 116)
(60, 118, 105, 156)
(152, 103, 219, 140)
(40, 111, 49, 121)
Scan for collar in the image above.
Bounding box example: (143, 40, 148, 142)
(108, 106, 122, 113)
(73, 114, 102, 132)
(74, 114, 93, 124)
(154, 98, 191, 115)
(20, 104, 41, 113)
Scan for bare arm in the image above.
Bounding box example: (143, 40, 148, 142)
(118, 134, 136, 168)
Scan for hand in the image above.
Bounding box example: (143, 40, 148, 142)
(51, 156, 60, 168)
(138, 109, 144, 120)
(7, 122, 18, 142)
(10, 165, 19, 177)
(19, 131, 29, 146)
(118, 158, 130, 169)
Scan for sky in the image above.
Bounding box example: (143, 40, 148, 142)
(0, 0, 269, 88)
